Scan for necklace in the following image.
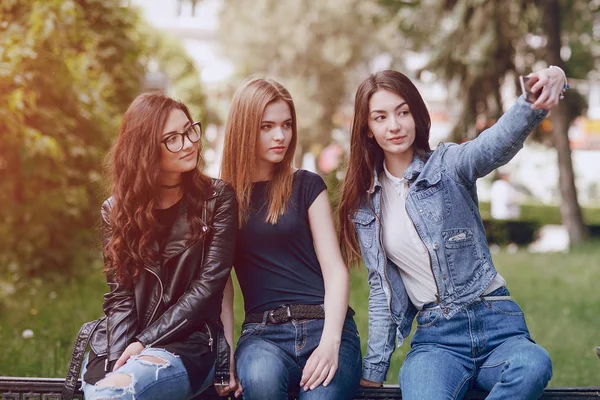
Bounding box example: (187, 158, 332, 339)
(160, 182, 182, 189)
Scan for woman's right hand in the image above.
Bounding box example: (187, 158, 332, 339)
(528, 66, 568, 111)
(360, 378, 383, 387)
(113, 341, 144, 371)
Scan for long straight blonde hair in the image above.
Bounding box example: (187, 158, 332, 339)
(221, 77, 297, 226)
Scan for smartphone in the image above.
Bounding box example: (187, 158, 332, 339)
(519, 75, 540, 104)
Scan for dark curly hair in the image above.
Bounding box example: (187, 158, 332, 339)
(104, 92, 212, 285)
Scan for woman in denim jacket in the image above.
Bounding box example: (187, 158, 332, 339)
(337, 68, 566, 400)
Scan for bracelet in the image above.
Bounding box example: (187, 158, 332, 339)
(549, 65, 569, 99)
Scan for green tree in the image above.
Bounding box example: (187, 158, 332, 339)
(217, 0, 391, 162)
(0, 0, 146, 289)
(536, 0, 592, 244)
(380, 0, 597, 244)
(144, 28, 208, 124)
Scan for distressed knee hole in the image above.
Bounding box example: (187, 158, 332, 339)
(138, 355, 167, 365)
(97, 372, 132, 388)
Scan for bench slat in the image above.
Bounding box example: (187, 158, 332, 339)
(1, 377, 599, 399)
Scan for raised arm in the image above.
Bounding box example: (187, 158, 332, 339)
(446, 67, 565, 184)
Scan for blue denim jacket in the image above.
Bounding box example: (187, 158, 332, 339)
(353, 96, 547, 382)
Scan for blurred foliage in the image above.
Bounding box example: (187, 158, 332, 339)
(483, 219, 541, 245)
(217, 0, 396, 160)
(0, 0, 208, 296)
(143, 26, 209, 124)
(0, 0, 146, 290)
(380, 0, 598, 141)
(379, 0, 597, 244)
(479, 201, 600, 227)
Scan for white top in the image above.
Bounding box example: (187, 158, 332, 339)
(380, 162, 505, 310)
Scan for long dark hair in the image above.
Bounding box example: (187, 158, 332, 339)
(338, 70, 432, 267)
(104, 92, 212, 285)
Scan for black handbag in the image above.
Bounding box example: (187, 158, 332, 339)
(62, 200, 230, 399)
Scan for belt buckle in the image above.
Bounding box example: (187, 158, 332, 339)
(268, 305, 291, 324)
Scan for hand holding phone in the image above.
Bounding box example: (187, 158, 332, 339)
(520, 75, 540, 104)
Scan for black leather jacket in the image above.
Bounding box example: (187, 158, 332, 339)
(89, 179, 237, 365)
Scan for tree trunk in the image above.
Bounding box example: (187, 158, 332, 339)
(541, 0, 588, 244)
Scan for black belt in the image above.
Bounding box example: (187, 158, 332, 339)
(244, 304, 325, 325)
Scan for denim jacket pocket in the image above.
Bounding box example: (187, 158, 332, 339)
(443, 228, 480, 291)
(413, 179, 451, 223)
(352, 210, 376, 250)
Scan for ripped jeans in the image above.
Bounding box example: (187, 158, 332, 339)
(81, 348, 214, 400)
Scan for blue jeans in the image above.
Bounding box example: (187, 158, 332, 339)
(400, 287, 552, 400)
(81, 348, 214, 400)
(235, 317, 362, 400)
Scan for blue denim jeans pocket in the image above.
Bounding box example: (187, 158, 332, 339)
(415, 307, 443, 329)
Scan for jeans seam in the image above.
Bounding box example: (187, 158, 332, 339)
(452, 374, 472, 400)
(480, 360, 507, 370)
(296, 320, 307, 353)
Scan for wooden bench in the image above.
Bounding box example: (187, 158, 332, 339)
(1, 377, 599, 399)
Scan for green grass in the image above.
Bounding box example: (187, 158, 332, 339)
(1, 244, 599, 386)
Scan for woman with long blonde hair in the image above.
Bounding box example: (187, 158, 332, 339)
(220, 77, 361, 399)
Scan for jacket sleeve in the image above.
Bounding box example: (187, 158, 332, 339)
(101, 199, 139, 362)
(444, 96, 548, 185)
(362, 267, 397, 383)
(135, 182, 238, 348)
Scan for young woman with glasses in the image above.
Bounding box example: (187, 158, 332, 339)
(81, 92, 238, 400)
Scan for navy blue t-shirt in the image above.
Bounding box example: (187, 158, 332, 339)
(234, 169, 327, 315)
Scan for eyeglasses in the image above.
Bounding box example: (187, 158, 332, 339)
(161, 121, 202, 153)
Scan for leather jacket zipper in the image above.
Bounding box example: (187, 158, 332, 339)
(147, 318, 188, 348)
(143, 266, 164, 327)
(205, 321, 213, 351)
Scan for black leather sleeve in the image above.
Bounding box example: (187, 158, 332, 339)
(100, 198, 139, 362)
(136, 181, 238, 347)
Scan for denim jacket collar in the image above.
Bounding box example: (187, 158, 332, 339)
(403, 154, 426, 182)
(368, 154, 426, 194)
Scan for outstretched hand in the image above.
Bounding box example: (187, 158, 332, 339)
(527, 67, 567, 111)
